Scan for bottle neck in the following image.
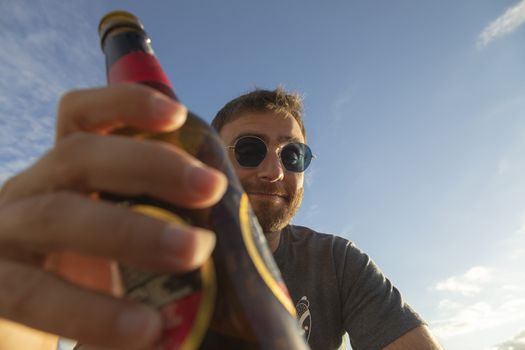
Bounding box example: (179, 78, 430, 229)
(103, 29, 153, 67)
(102, 29, 177, 100)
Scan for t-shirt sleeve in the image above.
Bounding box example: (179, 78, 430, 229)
(335, 240, 425, 350)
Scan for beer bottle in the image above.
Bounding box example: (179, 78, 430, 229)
(98, 11, 309, 350)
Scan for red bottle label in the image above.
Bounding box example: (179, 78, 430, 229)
(109, 51, 173, 88)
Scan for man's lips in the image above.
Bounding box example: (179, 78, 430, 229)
(248, 192, 288, 200)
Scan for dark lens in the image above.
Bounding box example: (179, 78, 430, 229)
(234, 137, 267, 167)
(281, 143, 312, 172)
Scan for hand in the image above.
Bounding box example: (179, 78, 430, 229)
(0, 83, 227, 349)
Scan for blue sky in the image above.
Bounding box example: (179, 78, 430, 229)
(1, 1, 525, 349)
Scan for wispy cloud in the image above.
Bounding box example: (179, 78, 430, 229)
(433, 297, 525, 338)
(501, 223, 525, 260)
(430, 221, 525, 341)
(477, 0, 525, 48)
(331, 87, 355, 123)
(435, 266, 493, 296)
(431, 277, 525, 340)
(305, 166, 317, 188)
(489, 329, 525, 350)
(433, 301, 500, 338)
(0, 1, 102, 183)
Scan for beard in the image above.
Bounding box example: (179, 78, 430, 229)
(241, 180, 304, 233)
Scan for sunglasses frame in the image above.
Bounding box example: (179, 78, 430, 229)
(225, 135, 314, 173)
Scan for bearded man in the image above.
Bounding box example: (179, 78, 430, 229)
(211, 88, 442, 350)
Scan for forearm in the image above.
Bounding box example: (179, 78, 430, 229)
(382, 325, 443, 350)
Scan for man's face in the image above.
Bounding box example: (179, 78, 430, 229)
(219, 111, 305, 233)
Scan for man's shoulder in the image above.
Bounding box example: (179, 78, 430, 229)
(286, 224, 353, 251)
(284, 225, 372, 268)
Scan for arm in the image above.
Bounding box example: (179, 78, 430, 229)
(383, 325, 443, 350)
(336, 241, 432, 349)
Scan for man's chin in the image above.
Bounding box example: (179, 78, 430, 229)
(256, 217, 288, 234)
(250, 205, 289, 233)
(245, 186, 303, 234)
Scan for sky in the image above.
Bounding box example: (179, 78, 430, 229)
(1, 0, 524, 349)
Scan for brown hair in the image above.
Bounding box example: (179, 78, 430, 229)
(211, 87, 306, 140)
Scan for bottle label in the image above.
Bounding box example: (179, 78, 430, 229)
(122, 205, 216, 350)
(109, 51, 173, 88)
(238, 194, 297, 317)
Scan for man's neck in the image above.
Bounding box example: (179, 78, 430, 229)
(265, 229, 282, 253)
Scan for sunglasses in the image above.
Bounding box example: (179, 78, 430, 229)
(226, 135, 314, 173)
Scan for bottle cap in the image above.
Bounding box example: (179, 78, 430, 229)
(98, 10, 144, 48)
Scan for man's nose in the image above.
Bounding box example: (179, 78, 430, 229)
(257, 151, 284, 182)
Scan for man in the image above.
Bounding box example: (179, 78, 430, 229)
(212, 88, 442, 350)
(0, 84, 442, 349)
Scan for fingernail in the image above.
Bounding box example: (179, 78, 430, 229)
(151, 94, 186, 126)
(163, 225, 216, 269)
(117, 306, 161, 345)
(190, 229, 216, 267)
(187, 165, 227, 198)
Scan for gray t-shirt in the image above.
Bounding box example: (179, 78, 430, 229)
(273, 225, 425, 350)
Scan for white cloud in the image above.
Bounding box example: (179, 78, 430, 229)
(477, 0, 525, 48)
(432, 297, 525, 339)
(330, 85, 357, 124)
(430, 220, 525, 340)
(489, 329, 525, 350)
(501, 223, 525, 260)
(430, 226, 525, 340)
(502, 284, 525, 292)
(435, 266, 493, 296)
(437, 299, 463, 312)
(305, 166, 317, 188)
(0, 1, 102, 184)
(433, 301, 501, 338)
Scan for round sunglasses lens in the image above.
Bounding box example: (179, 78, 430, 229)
(281, 143, 312, 172)
(234, 137, 267, 167)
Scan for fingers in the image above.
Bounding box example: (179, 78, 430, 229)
(0, 260, 162, 349)
(2, 133, 227, 209)
(0, 84, 221, 349)
(56, 83, 187, 141)
(0, 192, 215, 272)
